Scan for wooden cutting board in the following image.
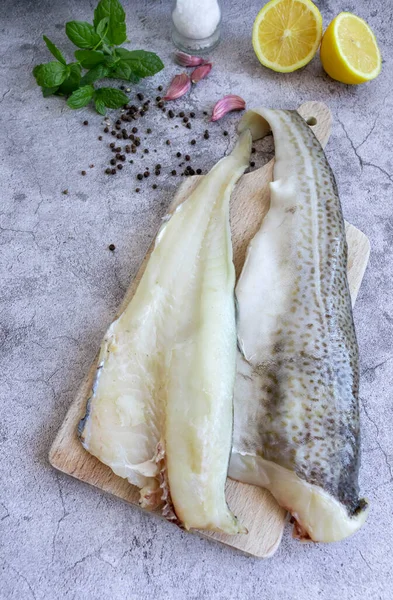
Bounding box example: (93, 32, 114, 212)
(49, 102, 370, 558)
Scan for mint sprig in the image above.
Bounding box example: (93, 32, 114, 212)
(33, 0, 164, 115)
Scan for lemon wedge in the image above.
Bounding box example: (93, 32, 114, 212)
(252, 0, 322, 73)
(320, 12, 382, 84)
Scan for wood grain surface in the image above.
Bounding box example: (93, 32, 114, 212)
(49, 102, 370, 558)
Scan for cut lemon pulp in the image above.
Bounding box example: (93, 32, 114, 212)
(320, 12, 382, 84)
(252, 0, 322, 73)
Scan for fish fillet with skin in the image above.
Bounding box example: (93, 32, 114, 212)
(229, 108, 369, 542)
(79, 131, 251, 534)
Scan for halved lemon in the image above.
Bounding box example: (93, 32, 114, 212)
(252, 0, 323, 73)
(320, 12, 382, 84)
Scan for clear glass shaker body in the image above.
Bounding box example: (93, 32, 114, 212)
(172, 0, 221, 54)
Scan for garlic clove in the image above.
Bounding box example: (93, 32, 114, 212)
(211, 95, 246, 122)
(191, 63, 212, 83)
(163, 73, 191, 101)
(174, 51, 206, 67)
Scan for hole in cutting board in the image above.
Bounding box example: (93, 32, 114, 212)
(306, 117, 317, 126)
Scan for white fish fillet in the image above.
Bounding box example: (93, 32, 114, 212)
(79, 131, 251, 533)
(229, 108, 368, 542)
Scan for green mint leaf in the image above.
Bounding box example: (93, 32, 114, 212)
(67, 85, 95, 109)
(108, 61, 140, 83)
(96, 17, 109, 38)
(94, 96, 107, 115)
(33, 62, 69, 87)
(94, 87, 128, 109)
(94, 0, 126, 46)
(42, 86, 59, 97)
(65, 21, 101, 49)
(80, 63, 110, 85)
(43, 36, 67, 65)
(74, 50, 106, 68)
(57, 63, 82, 95)
(114, 49, 164, 78)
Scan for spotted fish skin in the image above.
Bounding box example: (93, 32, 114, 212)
(230, 108, 368, 542)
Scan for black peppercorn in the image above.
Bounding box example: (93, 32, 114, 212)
(144, 171, 149, 178)
(132, 127, 138, 133)
(190, 139, 196, 145)
(117, 164, 123, 170)
(137, 92, 144, 101)
(196, 168, 202, 175)
(251, 147, 256, 153)
(176, 152, 181, 158)
(156, 96, 161, 102)
(190, 112, 195, 118)
(144, 149, 149, 154)
(108, 244, 116, 251)
(152, 183, 157, 189)
(110, 142, 115, 148)
(98, 136, 102, 141)
(204, 131, 210, 139)
(166, 140, 171, 145)
(137, 173, 143, 180)
(158, 101, 164, 108)
(104, 127, 109, 133)
(250, 161, 255, 167)
(223, 131, 228, 136)
(168, 110, 174, 118)
(110, 158, 116, 165)
(83, 120, 88, 125)
(186, 123, 192, 129)
(81, 170, 86, 175)
(105, 168, 111, 174)
(111, 168, 116, 175)
(183, 117, 189, 123)
(156, 164, 161, 169)
(171, 170, 177, 176)
(120, 155, 126, 161)
(135, 139, 140, 147)
(179, 111, 185, 117)
(135, 188, 140, 192)
(185, 154, 190, 161)
(146, 128, 152, 134)
(158, 85, 163, 91)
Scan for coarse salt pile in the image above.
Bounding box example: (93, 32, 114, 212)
(172, 0, 221, 40)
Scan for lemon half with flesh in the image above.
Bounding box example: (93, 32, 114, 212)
(320, 12, 382, 84)
(252, 0, 323, 73)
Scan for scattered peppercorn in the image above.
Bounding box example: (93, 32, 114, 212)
(144, 171, 150, 178)
(158, 85, 163, 91)
(129, 160, 134, 164)
(116, 133, 122, 139)
(186, 123, 192, 129)
(168, 110, 175, 118)
(144, 149, 149, 154)
(62, 189, 68, 194)
(185, 154, 190, 161)
(81, 170, 86, 176)
(204, 131, 210, 140)
(171, 170, 177, 176)
(179, 111, 185, 117)
(110, 142, 115, 148)
(110, 158, 116, 165)
(196, 168, 202, 175)
(166, 140, 171, 145)
(140, 110, 146, 117)
(152, 183, 157, 189)
(137, 173, 143, 180)
(108, 243, 116, 251)
(183, 116, 189, 123)
(135, 188, 140, 192)
(117, 164, 123, 170)
(223, 131, 228, 136)
(135, 139, 140, 146)
(89, 164, 94, 168)
(116, 146, 121, 152)
(125, 145, 130, 153)
(190, 139, 196, 145)
(203, 111, 208, 116)
(137, 93, 144, 101)
(120, 155, 126, 161)
(158, 101, 164, 108)
(111, 131, 116, 136)
(98, 136, 102, 141)
(190, 112, 195, 118)
(250, 161, 255, 167)
(111, 168, 116, 175)
(104, 127, 109, 133)
(156, 96, 162, 102)
(105, 168, 111, 174)
(176, 152, 182, 158)
(156, 164, 162, 169)
(83, 120, 88, 125)
(146, 128, 152, 134)
(132, 127, 138, 133)
(131, 146, 136, 153)
(251, 147, 256, 153)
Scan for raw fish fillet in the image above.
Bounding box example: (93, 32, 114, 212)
(79, 131, 251, 534)
(229, 108, 368, 542)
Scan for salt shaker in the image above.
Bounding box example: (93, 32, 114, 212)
(172, 0, 221, 54)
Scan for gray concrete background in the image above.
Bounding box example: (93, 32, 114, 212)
(1, 0, 392, 598)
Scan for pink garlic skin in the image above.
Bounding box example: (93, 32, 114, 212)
(174, 51, 206, 67)
(163, 73, 191, 101)
(211, 95, 246, 122)
(191, 63, 212, 83)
